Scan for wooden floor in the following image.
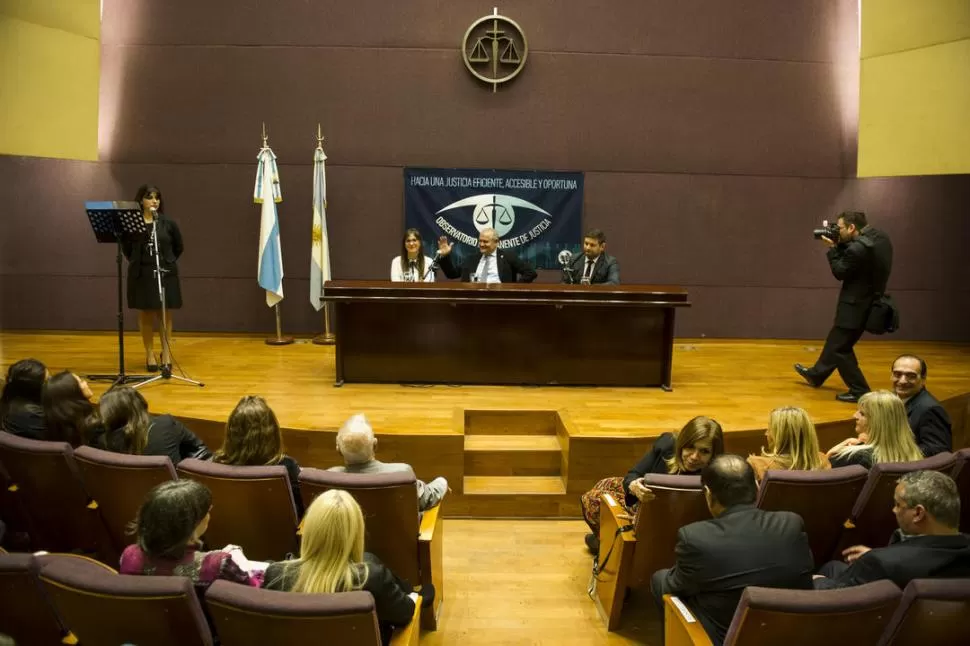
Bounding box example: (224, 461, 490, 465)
(420, 519, 659, 646)
(2, 331, 969, 437)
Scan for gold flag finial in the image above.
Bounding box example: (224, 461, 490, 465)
(316, 123, 325, 150)
(261, 122, 268, 147)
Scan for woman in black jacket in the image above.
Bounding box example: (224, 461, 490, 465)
(580, 416, 724, 553)
(0, 358, 48, 439)
(97, 386, 210, 465)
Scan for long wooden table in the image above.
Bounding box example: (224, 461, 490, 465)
(323, 281, 690, 388)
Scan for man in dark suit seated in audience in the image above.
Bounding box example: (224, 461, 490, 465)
(328, 413, 448, 511)
(814, 470, 970, 589)
(651, 455, 814, 645)
(891, 354, 952, 456)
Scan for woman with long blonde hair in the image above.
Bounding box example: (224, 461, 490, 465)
(828, 390, 923, 469)
(263, 490, 427, 644)
(747, 406, 830, 483)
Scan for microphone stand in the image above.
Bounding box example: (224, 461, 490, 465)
(423, 252, 441, 281)
(134, 210, 204, 390)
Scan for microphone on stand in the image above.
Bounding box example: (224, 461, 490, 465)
(424, 249, 442, 281)
(558, 249, 575, 284)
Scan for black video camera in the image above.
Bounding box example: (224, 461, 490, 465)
(812, 220, 840, 242)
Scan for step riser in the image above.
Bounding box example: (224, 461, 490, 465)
(464, 451, 561, 477)
(464, 411, 558, 435)
(443, 494, 581, 518)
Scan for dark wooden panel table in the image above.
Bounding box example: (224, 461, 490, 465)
(323, 281, 690, 388)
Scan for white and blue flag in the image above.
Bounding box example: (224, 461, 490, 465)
(254, 146, 284, 307)
(310, 145, 332, 311)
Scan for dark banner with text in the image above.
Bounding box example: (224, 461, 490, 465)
(403, 167, 584, 269)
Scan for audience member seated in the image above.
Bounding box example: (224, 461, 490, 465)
(891, 354, 952, 457)
(814, 470, 970, 589)
(263, 489, 426, 645)
(827, 390, 923, 469)
(120, 479, 262, 588)
(580, 416, 724, 554)
(650, 454, 814, 645)
(41, 370, 104, 448)
(747, 406, 831, 483)
(97, 386, 211, 465)
(0, 358, 48, 439)
(212, 395, 303, 515)
(390, 228, 436, 282)
(328, 414, 448, 512)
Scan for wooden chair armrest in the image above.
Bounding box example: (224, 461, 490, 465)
(663, 594, 713, 646)
(419, 503, 441, 542)
(388, 596, 422, 646)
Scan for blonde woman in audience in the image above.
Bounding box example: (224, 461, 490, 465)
(263, 489, 427, 645)
(827, 390, 924, 469)
(213, 395, 303, 514)
(97, 386, 210, 465)
(120, 480, 261, 588)
(747, 406, 830, 483)
(580, 416, 725, 554)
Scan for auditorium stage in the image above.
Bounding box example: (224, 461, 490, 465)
(3, 332, 969, 517)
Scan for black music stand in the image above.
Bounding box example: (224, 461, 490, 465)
(84, 201, 153, 388)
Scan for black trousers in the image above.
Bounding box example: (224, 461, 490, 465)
(809, 325, 870, 395)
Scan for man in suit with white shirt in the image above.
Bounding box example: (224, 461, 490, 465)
(890, 354, 952, 456)
(437, 228, 537, 283)
(562, 229, 620, 284)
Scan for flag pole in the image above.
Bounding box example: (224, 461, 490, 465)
(259, 122, 294, 346)
(312, 123, 336, 345)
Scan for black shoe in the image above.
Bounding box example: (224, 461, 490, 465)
(794, 363, 821, 388)
(836, 391, 864, 403)
(418, 582, 435, 608)
(161, 363, 173, 377)
(146, 355, 159, 372)
(585, 532, 600, 555)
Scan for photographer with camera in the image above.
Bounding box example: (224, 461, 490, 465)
(794, 211, 893, 403)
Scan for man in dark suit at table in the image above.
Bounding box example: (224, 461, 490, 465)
(562, 228, 620, 285)
(651, 455, 814, 645)
(890, 354, 952, 456)
(437, 227, 537, 283)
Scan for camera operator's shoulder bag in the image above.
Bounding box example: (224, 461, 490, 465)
(866, 293, 899, 334)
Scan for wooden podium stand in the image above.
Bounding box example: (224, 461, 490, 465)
(322, 281, 690, 388)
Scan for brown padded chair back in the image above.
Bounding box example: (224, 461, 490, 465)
(629, 474, 708, 588)
(951, 448, 970, 532)
(757, 465, 868, 566)
(0, 552, 68, 646)
(877, 578, 970, 646)
(722, 579, 902, 646)
(849, 452, 956, 548)
(0, 431, 100, 552)
(205, 580, 381, 646)
(74, 445, 176, 558)
(177, 458, 298, 561)
(299, 468, 421, 584)
(38, 553, 212, 646)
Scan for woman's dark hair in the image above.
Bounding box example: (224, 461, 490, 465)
(134, 184, 165, 214)
(399, 228, 426, 278)
(99, 386, 151, 455)
(131, 480, 212, 559)
(1, 358, 47, 420)
(42, 371, 101, 447)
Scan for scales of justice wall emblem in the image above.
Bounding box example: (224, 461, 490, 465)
(461, 8, 528, 92)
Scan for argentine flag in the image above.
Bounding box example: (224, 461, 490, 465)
(254, 146, 284, 307)
(310, 145, 331, 311)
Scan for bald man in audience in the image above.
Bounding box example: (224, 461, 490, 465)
(891, 354, 952, 456)
(651, 455, 814, 645)
(814, 470, 970, 589)
(329, 414, 448, 511)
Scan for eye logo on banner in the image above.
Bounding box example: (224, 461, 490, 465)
(462, 8, 528, 92)
(404, 168, 584, 270)
(438, 194, 550, 238)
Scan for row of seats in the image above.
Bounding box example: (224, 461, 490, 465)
(0, 551, 421, 646)
(592, 449, 970, 631)
(664, 577, 970, 646)
(0, 432, 444, 631)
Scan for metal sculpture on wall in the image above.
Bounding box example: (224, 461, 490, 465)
(462, 8, 528, 92)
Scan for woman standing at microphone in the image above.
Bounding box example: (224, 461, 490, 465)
(123, 184, 184, 372)
(390, 228, 435, 282)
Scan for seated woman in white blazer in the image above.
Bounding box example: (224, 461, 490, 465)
(390, 228, 435, 282)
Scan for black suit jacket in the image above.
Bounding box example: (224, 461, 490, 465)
(906, 388, 952, 457)
(98, 414, 209, 466)
(122, 215, 184, 279)
(563, 252, 620, 284)
(662, 504, 814, 644)
(826, 226, 892, 329)
(439, 249, 537, 283)
(814, 530, 970, 590)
